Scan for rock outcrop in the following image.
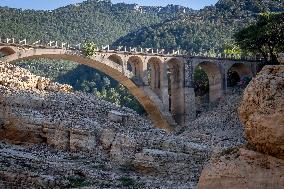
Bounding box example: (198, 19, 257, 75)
(239, 65, 284, 159)
(198, 148, 284, 189)
(198, 65, 284, 189)
(0, 62, 72, 92)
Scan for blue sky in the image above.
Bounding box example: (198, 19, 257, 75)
(0, 0, 218, 10)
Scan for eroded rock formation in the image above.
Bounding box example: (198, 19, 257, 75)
(198, 148, 284, 189)
(0, 62, 72, 92)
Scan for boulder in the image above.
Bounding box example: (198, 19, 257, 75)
(108, 110, 128, 124)
(239, 65, 284, 159)
(198, 148, 284, 189)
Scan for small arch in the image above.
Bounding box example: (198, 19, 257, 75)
(127, 56, 143, 78)
(194, 61, 222, 103)
(227, 63, 252, 87)
(147, 57, 162, 92)
(0, 47, 16, 56)
(108, 54, 123, 65)
(166, 58, 184, 125)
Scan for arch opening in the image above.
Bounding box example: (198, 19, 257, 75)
(147, 57, 162, 96)
(227, 63, 252, 87)
(227, 71, 240, 87)
(108, 54, 123, 65)
(194, 66, 209, 112)
(0, 47, 16, 56)
(14, 58, 146, 114)
(167, 58, 184, 125)
(194, 61, 222, 105)
(127, 56, 143, 78)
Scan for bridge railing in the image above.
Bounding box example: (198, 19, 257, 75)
(0, 37, 263, 61)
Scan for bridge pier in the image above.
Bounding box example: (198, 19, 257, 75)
(184, 87, 196, 124)
(220, 64, 228, 93)
(160, 62, 170, 110)
(122, 59, 127, 74)
(183, 60, 196, 125)
(251, 62, 258, 76)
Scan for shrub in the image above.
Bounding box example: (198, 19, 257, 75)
(83, 42, 97, 58)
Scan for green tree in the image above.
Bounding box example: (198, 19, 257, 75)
(83, 42, 97, 58)
(234, 12, 284, 64)
(194, 66, 209, 96)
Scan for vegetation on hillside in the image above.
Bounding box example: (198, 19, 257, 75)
(114, 0, 284, 53)
(0, 0, 186, 46)
(234, 12, 284, 64)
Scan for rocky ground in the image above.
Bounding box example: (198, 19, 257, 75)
(0, 141, 200, 189)
(0, 61, 248, 188)
(182, 88, 246, 152)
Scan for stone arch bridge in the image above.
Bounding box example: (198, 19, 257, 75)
(0, 43, 260, 132)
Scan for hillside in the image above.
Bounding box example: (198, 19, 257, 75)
(1, 0, 283, 50)
(0, 0, 191, 46)
(114, 0, 284, 53)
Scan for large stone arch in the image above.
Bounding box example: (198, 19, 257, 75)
(194, 61, 222, 102)
(1, 48, 175, 132)
(166, 57, 185, 125)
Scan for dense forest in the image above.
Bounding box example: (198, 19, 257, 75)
(0, 0, 190, 45)
(114, 0, 284, 53)
(1, 0, 284, 113)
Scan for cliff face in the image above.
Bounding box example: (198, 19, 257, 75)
(198, 65, 284, 189)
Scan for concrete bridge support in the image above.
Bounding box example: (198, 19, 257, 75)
(183, 59, 196, 125)
(166, 58, 185, 126)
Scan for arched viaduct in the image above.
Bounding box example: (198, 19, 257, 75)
(0, 44, 259, 132)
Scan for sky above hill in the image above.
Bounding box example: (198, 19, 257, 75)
(0, 0, 218, 10)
